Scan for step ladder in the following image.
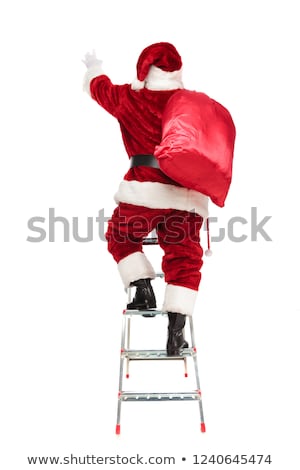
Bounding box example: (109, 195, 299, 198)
(115, 234, 206, 435)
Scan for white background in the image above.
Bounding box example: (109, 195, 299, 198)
(0, 0, 299, 468)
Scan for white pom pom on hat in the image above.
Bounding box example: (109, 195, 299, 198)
(131, 42, 183, 91)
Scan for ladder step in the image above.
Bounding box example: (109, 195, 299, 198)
(142, 237, 158, 245)
(123, 309, 166, 316)
(123, 348, 195, 360)
(119, 392, 201, 402)
(155, 272, 164, 278)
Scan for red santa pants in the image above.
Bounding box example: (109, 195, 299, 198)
(106, 203, 204, 315)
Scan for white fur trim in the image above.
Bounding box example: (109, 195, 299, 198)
(117, 252, 156, 288)
(131, 65, 183, 91)
(115, 180, 209, 218)
(83, 63, 105, 95)
(163, 284, 198, 316)
(131, 78, 145, 90)
(145, 65, 183, 90)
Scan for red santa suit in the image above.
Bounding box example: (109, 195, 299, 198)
(83, 43, 210, 316)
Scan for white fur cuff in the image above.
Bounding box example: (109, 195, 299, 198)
(117, 252, 156, 288)
(163, 284, 198, 316)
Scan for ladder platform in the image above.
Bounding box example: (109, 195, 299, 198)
(119, 391, 201, 402)
(123, 348, 196, 360)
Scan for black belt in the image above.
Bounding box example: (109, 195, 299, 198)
(130, 154, 160, 169)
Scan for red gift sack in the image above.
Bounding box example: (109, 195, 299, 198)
(154, 90, 236, 207)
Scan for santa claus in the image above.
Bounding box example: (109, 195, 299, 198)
(82, 42, 235, 356)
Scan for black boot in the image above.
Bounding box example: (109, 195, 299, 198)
(167, 312, 189, 356)
(127, 278, 156, 310)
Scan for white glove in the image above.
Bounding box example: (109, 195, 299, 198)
(82, 49, 103, 69)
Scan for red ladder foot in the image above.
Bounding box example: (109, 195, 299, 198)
(116, 424, 121, 435)
(201, 422, 206, 433)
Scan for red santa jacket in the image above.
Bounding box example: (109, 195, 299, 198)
(85, 73, 209, 217)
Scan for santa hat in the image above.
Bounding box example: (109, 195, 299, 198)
(131, 42, 184, 91)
